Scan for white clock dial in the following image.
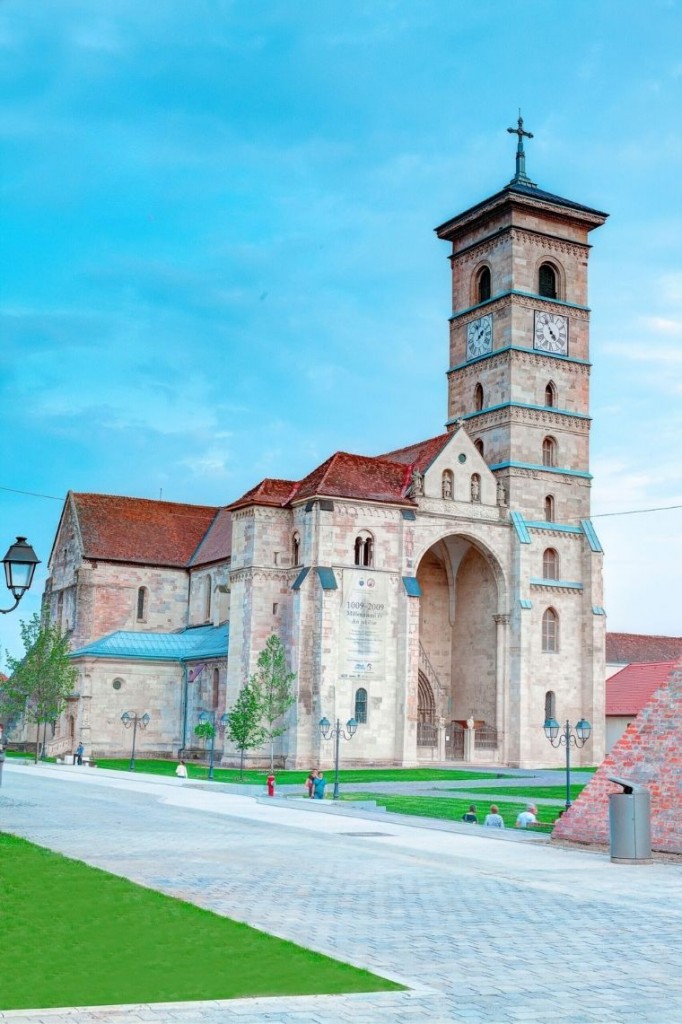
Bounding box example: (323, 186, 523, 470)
(466, 314, 493, 360)
(534, 312, 568, 354)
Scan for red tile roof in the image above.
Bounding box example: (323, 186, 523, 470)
(294, 451, 413, 504)
(229, 478, 297, 511)
(228, 434, 455, 511)
(605, 661, 677, 716)
(72, 493, 220, 568)
(190, 507, 232, 566)
(606, 632, 682, 665)
(377, 433, 452, 470)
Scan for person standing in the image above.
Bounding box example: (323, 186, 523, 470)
(305, 771, 316, 798)
(75, 742, 84, 766)
(484, 804, 505, 828)
(311, 774, 325, 798)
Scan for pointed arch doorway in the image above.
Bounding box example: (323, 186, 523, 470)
(416, 533, 505, 759)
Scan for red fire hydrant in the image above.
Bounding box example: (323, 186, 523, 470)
(267, 773, 275, 797)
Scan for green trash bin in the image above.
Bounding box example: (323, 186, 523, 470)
(608, 776, 652, 864)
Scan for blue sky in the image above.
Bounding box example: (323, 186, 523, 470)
(1, 0, 681, 660)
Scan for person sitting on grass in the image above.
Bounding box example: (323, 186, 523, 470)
(484, 804, 505, 828)
(515, 803, 538, 828)
(461, 804, 478, 823)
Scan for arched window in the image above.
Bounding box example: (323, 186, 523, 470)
(474, 383, 484, 411)
(544, 381, 556, 408)
(204, 575, 212, 621)
(292, 531, 301, 567)
(539, 263, 557, 299)
(544, 690, 556, 722)
(544, 495, 555, 522)
(354, 687, 368, 724)
(441, 470, 454, 500)
(470, 473, 481, 503)
(474, 438, 484, 457)
(354, 531, 374, 567)
(542, 436, 556, 467)
(542, 608, 559, 653)
(477, 266, 491, 303)
(543, 548, 559, 580)
(212, 667, 220, 708)
(136, 587, 148, 622)
(68, 715, 75, 741)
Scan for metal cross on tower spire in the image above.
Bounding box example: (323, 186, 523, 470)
(507, 112, 537, 187)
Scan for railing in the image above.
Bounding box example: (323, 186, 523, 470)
(417, 721, 439, 747)
(475, 724, 498, 750)
(418, 642, 447, 703)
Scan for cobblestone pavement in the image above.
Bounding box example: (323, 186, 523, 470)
(1, 763, 681, 1024)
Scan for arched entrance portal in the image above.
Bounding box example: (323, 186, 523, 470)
(417, 671, 437, 747)
(416, 535, 502, 753)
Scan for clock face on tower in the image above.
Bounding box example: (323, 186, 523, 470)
(466, 314, 493, 360)
(534, 311, 568, 355)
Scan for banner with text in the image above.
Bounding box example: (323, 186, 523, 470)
(339, 570, 389, 683)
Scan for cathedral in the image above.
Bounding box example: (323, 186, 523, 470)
(42, 121, 607, 769)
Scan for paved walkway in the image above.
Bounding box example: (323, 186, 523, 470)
(1, 763, 681, 1024)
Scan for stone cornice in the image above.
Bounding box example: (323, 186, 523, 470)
(454, 225, 589, 265)
(450, 290, 590, 324)
(227, 567, 294, 584)
(459, 405, 590, 433)
(448, 346, 591, 377)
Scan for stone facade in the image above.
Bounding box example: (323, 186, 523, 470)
(36, 163, 608, 771)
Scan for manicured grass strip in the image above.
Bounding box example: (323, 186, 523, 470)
(454, 784, 586, 800)
(340, 792, 560, 831)
(94, 758, 511, 785)
(0, 834, 402, 1010)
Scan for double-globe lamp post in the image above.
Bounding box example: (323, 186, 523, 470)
(319, 716, 357, 800)
(197, 709, 229, 780)
(121, 711, 150, 771)
(543, 715, 591, 809)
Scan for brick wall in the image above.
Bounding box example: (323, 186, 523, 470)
(553, 660, 682, 854)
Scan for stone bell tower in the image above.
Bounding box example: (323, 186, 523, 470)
(435, 115, 608, 526)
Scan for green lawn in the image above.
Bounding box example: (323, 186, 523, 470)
(458, 784, 586, 801)
(0, 834, 401, 1010)
(94, 758, 511, 785)
(340, 792, 561, 831)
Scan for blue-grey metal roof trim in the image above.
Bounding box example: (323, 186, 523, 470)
(510, 511, 531, 544)
(530, 578, 583, 590)
(70, 624, 228, 663)
(401, 509, 417, 521)
(448, 345, 591, 373)
(525, 521, 582, 535)
(581, 519, 604, 553)
(592, 606, 606, 616)
(402, 576, 422, 597)
(489, 461, 592, 480)
(315, 567, 338, 591)
(449, 290, 589, 322)
(456, 402, 591, 423)
(291, 567, 311, 591)
(519, 598, 533, 610)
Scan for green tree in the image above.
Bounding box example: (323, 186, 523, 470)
(225, 684, 265, 779)
(2, 614, 77, 763)
(249, 634, 296, 771)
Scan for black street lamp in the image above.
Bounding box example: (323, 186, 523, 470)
(543, 716, 592, 809)
(121, 711, 150, 771)
(319, 716, 358, 800)
(198, 709, 229, 780)
(1, 537, 40, 614)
